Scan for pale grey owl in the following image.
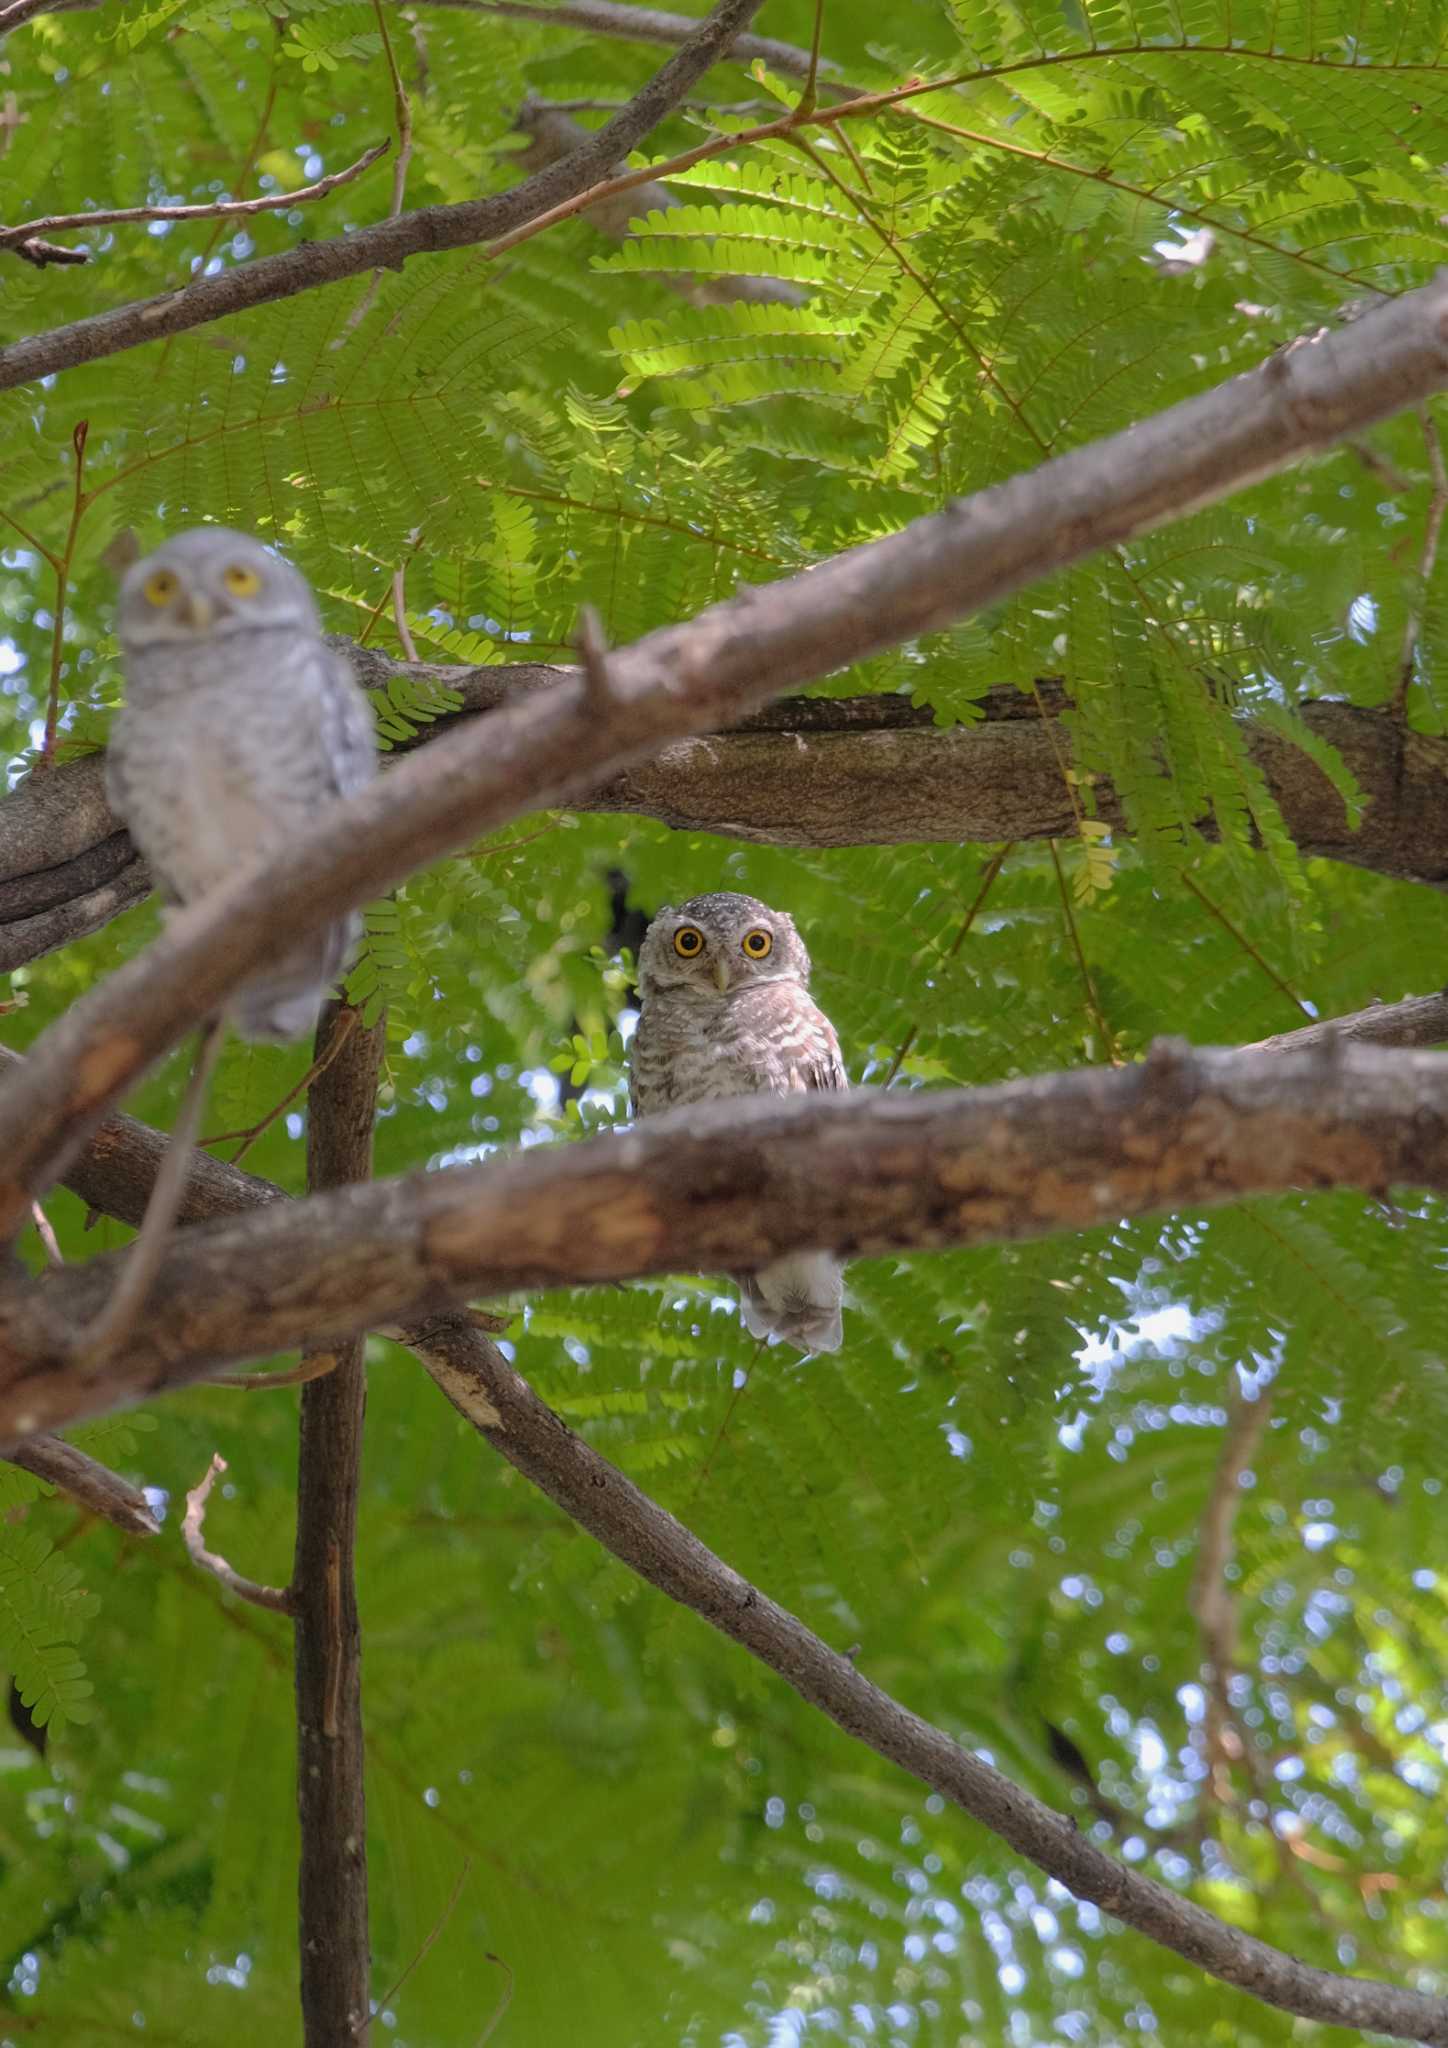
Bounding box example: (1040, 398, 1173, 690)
(631, 891, 847, 1354)
(109, 527, 376, 1042)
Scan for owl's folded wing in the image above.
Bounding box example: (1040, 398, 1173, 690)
(318, 646, 378, 801)
(792, 998, 847, 1096)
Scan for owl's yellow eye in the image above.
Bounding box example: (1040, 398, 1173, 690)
(741, 928, 773, 959)
(222, 563, 262, 598)
(673, 926, 705, 958)
(142, 569, 178, 608)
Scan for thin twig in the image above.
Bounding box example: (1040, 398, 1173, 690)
(201, 1005, 359, 1161)
(0, 143, 390, 265)
(8, 1433, 161, 1537)
(182, 1453, 293, 1611)
(473, 1956, 515, 2048)
(414, 0, 832, 82)
(363, 1855, 474, 2037)
(1180, 870, 1313, 1021)
(1390, 404, 1448, 719)
(1047, 838, 1118, 1062)
(206, 1353, 341, 1392)
(800, 0, 825, 111)
(40, 420, 88, 769)
(72, 1012, 229, 1365)
(391, 568, 420, 662)
(689, 1335, 767, 1501)
(29, 1200, 63, 1267)
(883, 843, 1011, 1085)
(340, 7, 416, 333)
(575, 604, 614, 707)
(375, 0, 415, 219)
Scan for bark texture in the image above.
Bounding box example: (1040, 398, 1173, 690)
(6, 1038, 1448, 1442)
(5, 685, 1442, 981)
(5, 1045, 1445, 2047)
(292, 1003, 381, 2046)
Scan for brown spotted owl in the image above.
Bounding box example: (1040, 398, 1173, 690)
(630, 890, 846, 1354)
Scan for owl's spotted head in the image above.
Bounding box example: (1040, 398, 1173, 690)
(117, 527, 317, 651)
(637, 890, 812, 999)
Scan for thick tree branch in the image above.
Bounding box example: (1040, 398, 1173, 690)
(8, 1430, 160, 1536)
(2, 1056, 1441, 2039)
(8, 280, 1448, 1228)
(0, 1041, 503, 1424)
(8, 1038, 1448, 1442)
(292, 1001, 382, 2045)
(5, 683, 1448, 979)
(0, 0, 767, 394)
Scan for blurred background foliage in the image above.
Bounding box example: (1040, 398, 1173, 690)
(3, 0, 1448, 2042)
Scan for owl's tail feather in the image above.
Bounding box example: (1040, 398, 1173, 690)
(738, 1251, 844, 1356)
(234, 913, 361, 1044)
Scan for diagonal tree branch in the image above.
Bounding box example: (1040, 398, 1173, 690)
(514, 101, 807, 305)
(292, 1000, 383, 2044)
(7, 1037, 1448, 1443)
(0, 0, 102, 35)
(0, 1039, 504, 1427)
(10, 1042, 1441, 2044)
(417, 1329, 1448, 2047)
(7, 278, 1448, 1231)
(0, 142, 390, 266)
(8, 1430, 160, 1536)
(0, 0, 767, 394)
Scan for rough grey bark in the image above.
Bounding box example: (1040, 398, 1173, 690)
(6, 1045, 1447, 2047)
(7, 1037, 1448, 1441)
(8, 278, 1448, 1234)
(5, 684, 1444, 977)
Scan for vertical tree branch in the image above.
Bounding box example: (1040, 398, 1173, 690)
(1190, 1386, 1273, 1799)
(292, 999, 385, 2045)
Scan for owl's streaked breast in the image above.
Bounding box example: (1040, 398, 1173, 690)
(631, 981, 830, 1115)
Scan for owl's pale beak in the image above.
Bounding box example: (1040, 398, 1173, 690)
(177, 589, 214, 632)
(711, 957, 731, 993)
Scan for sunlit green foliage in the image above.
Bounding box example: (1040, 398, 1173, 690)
(3, 0, 1448, 2042)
